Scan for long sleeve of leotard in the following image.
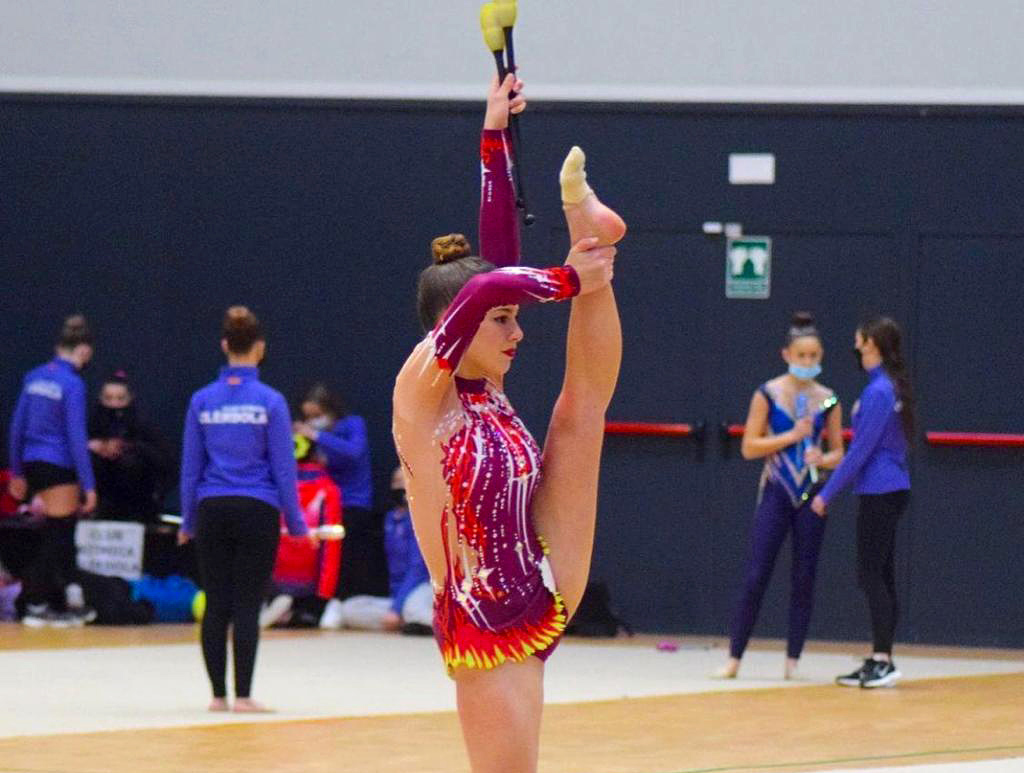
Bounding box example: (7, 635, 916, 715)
(478, 129, 519, 268)
(430, 266, 580, 373)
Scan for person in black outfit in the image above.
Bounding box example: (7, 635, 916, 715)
(88, 371, 174, 523)
(812, 317, 915, 688)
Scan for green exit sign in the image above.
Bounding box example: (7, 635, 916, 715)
(726, 236, 771, 299)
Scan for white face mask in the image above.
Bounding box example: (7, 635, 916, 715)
(309, 416, 331, 430)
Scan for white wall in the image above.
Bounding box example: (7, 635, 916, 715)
(2, 0, 1023, 103)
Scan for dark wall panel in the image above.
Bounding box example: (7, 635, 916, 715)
(2, 95, 1022, 646)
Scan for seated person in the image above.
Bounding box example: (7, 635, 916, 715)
(260, 435, 343, 628)
(88, 372, 174, 523)
(320, 466, 432, 634)
(294, 383, 384, 598)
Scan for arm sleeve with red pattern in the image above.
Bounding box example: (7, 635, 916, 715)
(478, 129, 519, 268)
(429, 266, 580, 373)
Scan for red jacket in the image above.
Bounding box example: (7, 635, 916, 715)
(272, 462, 342, 599)
(0, 470, 21, 518)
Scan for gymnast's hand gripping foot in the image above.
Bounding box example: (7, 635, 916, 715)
(391, 74, 625, 773)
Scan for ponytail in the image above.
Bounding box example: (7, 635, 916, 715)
(859, 317, 915, 440)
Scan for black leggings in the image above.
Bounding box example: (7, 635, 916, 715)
(196, 496, 279, 699)
(23, 516, 78, 610)
(335, 506, 389, 600)
(857, 490, 909, 655)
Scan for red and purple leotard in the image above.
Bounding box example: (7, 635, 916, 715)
(425, 130, 579, 671)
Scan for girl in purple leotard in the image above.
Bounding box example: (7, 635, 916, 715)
(392, 74, 626, 773)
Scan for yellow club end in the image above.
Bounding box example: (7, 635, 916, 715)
(480, 4, 505, 52)
(495, 0, 517, 28)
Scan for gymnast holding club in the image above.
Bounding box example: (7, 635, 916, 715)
(392, 5, 628, 770)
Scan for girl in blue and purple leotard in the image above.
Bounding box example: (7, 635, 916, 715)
(392, 74, 626, 773)
(718, 312, 845, 681)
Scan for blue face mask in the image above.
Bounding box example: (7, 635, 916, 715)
(789, 363, 822, 381)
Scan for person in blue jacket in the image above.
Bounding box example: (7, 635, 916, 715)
(178, 306, 313, 713)
(319, 466, 433, 633)
(812, 317, 914, 689)
(8, 315, 97, 626)
(294, 383, 381, 598)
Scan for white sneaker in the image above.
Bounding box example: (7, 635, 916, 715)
(65, 583, 85, 609)
(259, 595, 293, 629)
(319, 598, 344, 630)
(22, 603, 51, 628)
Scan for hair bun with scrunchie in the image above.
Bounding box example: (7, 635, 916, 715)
(431, 234, 473, 265)
(790, 311, 816, 328)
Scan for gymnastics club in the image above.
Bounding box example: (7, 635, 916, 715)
(480, 2, 536, 226)
(159, 514, 346, 541)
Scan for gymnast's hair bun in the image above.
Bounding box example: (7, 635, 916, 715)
(431, 234, 473, 265)
(791, 311, 816, 328)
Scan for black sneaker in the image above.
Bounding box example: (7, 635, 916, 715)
(69, 606, 98, 625)
(401, 622, 433, 637)
(836, 658, 873, 687)
(861, 659, 901, 688)
(46, 610, 86, 628)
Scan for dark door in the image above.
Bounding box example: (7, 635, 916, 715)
(593, 229, 718, 632)
(594, 225, 908, 637)
(909, 235, 1024, 647)
(707, 230, 903, 642)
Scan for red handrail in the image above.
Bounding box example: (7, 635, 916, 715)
(925, 432, 1024, 448)
(725, 424, 853, 441)
(605, 421, 693, 437)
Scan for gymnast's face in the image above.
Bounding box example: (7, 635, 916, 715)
(782, 335, 823, 369)
(460, 305, 523, 380)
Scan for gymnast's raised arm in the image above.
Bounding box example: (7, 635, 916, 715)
(478, 74, 526, 268)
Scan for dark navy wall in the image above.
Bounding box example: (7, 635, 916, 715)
(2, 95, 1022, 647)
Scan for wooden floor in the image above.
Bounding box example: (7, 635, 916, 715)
(4, 624, 1024, 661)
(0, 672, 1021, 773)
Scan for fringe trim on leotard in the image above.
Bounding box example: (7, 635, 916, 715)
(441, 591, 567, 673)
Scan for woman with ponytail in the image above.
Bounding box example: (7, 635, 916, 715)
(393, 74, 625, 773)
(8, 315, 97, 626)
(717, 312, 844, 681)
(812, 316, 913, 688)
(178, 306, 313, 712)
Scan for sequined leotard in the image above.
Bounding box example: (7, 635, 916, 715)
(395, 130, 578, 672)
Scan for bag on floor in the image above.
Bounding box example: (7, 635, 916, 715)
(78, 570, 154, 625)
(131, 574, 199, 623)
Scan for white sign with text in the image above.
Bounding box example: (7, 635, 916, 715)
(75, 520, 145, 581)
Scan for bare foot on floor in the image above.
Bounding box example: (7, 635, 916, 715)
(232, 698, 275, 713)
(784, 658, 801, 680)
(560, 146, 627, 246)
(712, 658, 740, 679)
(208, 698, 230, 712)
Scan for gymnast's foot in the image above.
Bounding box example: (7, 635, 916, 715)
(233, 698, 275, 713)
(712, 658, 740, 679)
(208, 697, 230, 712)
(560, 146, 627, 246)
(784, 658, 801, 680)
